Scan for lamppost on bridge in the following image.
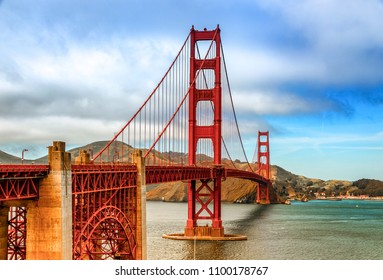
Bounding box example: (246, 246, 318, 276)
(21, 148, 28, 164)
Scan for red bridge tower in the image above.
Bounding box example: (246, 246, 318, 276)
(185, 26, 224, 237)
(256, 131, 271, 204)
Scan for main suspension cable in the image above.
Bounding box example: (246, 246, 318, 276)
(221, 42, 254, 173)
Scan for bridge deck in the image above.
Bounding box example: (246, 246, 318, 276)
(0, 165, 50, 202)
(1, 164, 269, 202)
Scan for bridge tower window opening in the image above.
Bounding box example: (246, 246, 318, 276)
(259, 135, 268, 143)
(195, 40, 216, 60)
(196, 101, 214, 126)
(196, 69, 215, 90)
(196, 138, 214, 165)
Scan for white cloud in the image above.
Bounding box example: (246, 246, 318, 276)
(257, 0, 383, 43)
(0, 2, 187, 156)
(0, 28, 184, 141)
(272, 130, 383, 152)
(0, 115, 122, 147)
(225, 46, 327, 87)
(254, 0, 383, 85)
(8, 37, 180, 97)
(232, 90, 316, 115)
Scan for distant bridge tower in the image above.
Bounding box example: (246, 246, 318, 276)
(185, 25, 224, 237)
(256, 131, 271, 204)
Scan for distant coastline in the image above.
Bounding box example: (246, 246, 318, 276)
(316, 196, 383, 201)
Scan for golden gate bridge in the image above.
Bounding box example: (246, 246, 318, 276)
(0, 26, 273, 260)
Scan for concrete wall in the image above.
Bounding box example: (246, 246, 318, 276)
(26, 141, 72, 260)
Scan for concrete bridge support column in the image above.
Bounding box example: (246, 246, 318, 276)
(0, 207, 9, 260)
(133, 150, 147, 260)
(26, 141, 72, 260)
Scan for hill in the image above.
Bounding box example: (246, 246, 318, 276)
(270, 166, 383, 200)
(0, 150, 23, 164)
(34, 141, 121, 163)
(147, 164, 383, 202)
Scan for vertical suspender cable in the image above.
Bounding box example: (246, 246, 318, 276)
(220, 42, 254, 173)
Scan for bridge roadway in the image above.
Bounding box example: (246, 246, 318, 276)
(0, 165, 50, 202)
(1, 164, 269, 202)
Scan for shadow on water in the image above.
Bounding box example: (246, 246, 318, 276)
(238, 204, 272, 224)
(231, 204, 274, 232)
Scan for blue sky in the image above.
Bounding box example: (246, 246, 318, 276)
(0, 0, 382, 181)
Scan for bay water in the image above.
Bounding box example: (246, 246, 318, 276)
(146, 199, 383, 260)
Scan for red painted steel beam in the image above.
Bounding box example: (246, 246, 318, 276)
(71, 164, 136, 172)
(7, 207, 26, 260)
(0, 164, 49, 174)
(193, 26, 218, 41)
(225, 168, 269, 185)
(72, 164, 218, 187)
(194, 58, 216, 69)
(145, 166, 212, 185)
(72, 164, 268, 186)
(195, 89, 214, 100)
(0, 164, 49, 202)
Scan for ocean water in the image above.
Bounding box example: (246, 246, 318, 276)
(146, 199, 383, 260)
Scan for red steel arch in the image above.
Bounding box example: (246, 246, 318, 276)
(73, 205, 136, 260)
(71, 165, 138, 260)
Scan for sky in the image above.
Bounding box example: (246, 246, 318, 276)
(0, 0, 382, 181)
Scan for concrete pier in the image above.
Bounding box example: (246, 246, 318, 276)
(133, 150, 147, 260)
(26, 141, 72, 260)
(74, 149, 91, 164)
